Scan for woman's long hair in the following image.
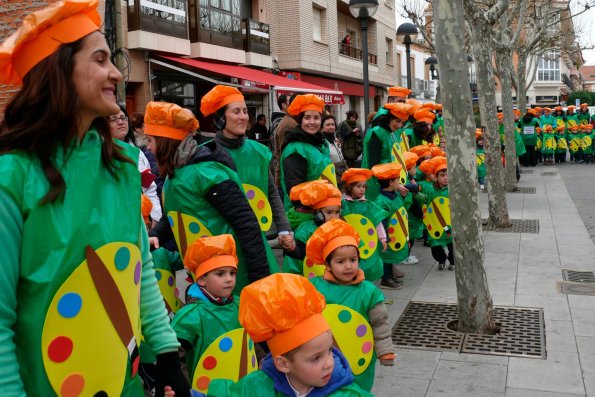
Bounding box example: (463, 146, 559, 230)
(0, 35, 134, 204)
(370, 112, 396, 131)
(152, 136, 181, 179)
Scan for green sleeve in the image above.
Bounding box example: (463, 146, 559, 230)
(365, 281, 386, 308)
(139, 220, 180, 355)
(208, 370, 275, 396)
(171, 304, 201, 346)
(0, 164, 26, 395)
(402, 193, 413, 210)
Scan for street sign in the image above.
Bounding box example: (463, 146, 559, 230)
(576, 99, 581, 108)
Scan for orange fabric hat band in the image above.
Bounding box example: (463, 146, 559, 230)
(145, 124, 189, 141)
(193, 255, 238, 279)
(313, 197, 342, 210)
(207, 93, 245, 116)
(322, 236, 359, 261)
(267, 313, 330, 356)
(14, 13, 100, 83)
(344, 174, 369, 185)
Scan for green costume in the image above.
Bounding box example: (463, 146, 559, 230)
(282, 220, 318, 275)
(406, 175, 425, 241)
(476, 147, 486, 181)
(578, 111, 591, 126)
(310, 277, 385, 392)
(375, 191, 412, 264)
(422, 185, 452, 248)
(498, 123, 505, 146)
(541, 129, 556, 155)
(0, 130, 179, 396)
(514, 128, 527, 157)
(553, 116, 567, 154)
(583, 128, 595, 155)
(341, 199, 388, 281)
(519, 118, 540, 146)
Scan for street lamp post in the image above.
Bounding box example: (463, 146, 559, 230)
(425, 55, 439, 102)
(396, 22, 418, 92)
(349, 0, 378, 131)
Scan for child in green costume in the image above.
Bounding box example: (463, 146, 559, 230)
(340, 168, 389, 282)
(582, 125, 595, 163)
(282, 180, 342, 277)
(476, 129, 487, 190)
(540, 108, 556, 165)
(307, 219, 395, 391)
(566, 106, 579, 161)
(553, 107, 567, 164)
(371, 163, 412, 290)
(403, 150, 424, 263)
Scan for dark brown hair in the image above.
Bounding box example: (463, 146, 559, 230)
(152, 136, 182, 178)
(0, 35, 134, 204)
(130, 112, 145, 131)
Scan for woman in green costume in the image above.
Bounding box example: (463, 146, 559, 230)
(0, 1, 188, 395)
(552, 106, 567, 164)
(519, 109, 540, 166)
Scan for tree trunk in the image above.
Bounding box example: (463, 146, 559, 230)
(470, 24, 511, 228)
(433, 0, 497, 335)
(496, 49, 519, 192)
(516, 53, 528, 114)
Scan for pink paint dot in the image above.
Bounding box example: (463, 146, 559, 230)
(362, 341, 372, 354)
(368, 241, 376, 248)
(308, 272, 315, 279)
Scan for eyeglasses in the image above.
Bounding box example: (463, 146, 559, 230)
(109, 115, 128, 123)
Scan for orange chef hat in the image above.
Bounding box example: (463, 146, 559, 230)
(580, 103, 589, 109)
(239, 273, 329, 356)
(0, 0, 101, 86)
(418, 158, 434, 175)
(513, 109, 521, 117)
(567, 106, 576, 111)
(554, 106, 562, 111)
(497, 112, 504, 119)
(413, 109, 436, 124)
(410, 144, 431, 158)
(435, 103, 443, 111)
(544, 125, 553, 132)
(527, 108, 538, 116)
(421, 102, 437, 111)
(289, 180, 342, 209)
(141, 194, 152, 224)
(306, 218, 360, 265)
(584, 124, 593, 131)
(341, 168, 374, 185)
(430, 147, 446, 157)
(570, 125, 579, 132)
(287, 94, 325, 116)
(372, 163, 403, 180)
(431, 156, 448, 175)
(475, 128, 483, 139)
(406, 98, 423, 113)
(200, 84, 245, 117)
(388, 86, 412, 98)
(403, 151, 419, 170)
(184, 234, 238, 279)
(536, 127, 542, 134)
(543, 107, 552, 113)
(384, 103, 413, 121)
(144, 101, 199, 141)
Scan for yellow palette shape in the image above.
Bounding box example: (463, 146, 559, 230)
(399, 131, 410, 153)
(387, 207, 409, 251)
(544, 137, 556, 150)
(556, 119, 566, 129)
(343, 214, 378, 260)
(243, 184, 273, 232)
(557, 138, 568, 150)
(320, 163, 338, 188)
(570, 138, 581, 152)
(476, 153, 485, 166)
(390, 143, 408, 184)
(167, 211, 213, 258)
(583, 136, 592, 149)
(536, 139, 542, 150)
(568, 119, 577, 127)
(302, 256, 326, 279)
(42, 243, 142, 397)
(323, 304, 373, 376)
(192, 328, 257, 393)
(423, 196, 451, 240)
(155, 269, 182, 316)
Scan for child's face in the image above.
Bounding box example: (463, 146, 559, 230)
(321, 205, 341, 222)
(388, 178, 400, 191)
(197, 266, 237, 298)
(477, 138, 484, 146)
(350, 181, 367, 200)
(437, 170, 448, 187)
(326, 245, 359, 284)
(281, 331, 335, 393)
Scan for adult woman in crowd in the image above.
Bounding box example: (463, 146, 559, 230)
(338, 109, 363, 167)
(0, 1, 188, 395)
(204, 84, 295, 263)
(321, 114, 348, 184)
(144, 101, 270, 292)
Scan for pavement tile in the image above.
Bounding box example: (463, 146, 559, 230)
(585, 373, 595, 397)
(544, 320, 578, 353)
(567, 295, 595, 310)
(371, 373, 430, 397)
(439, 351, 509, 365)
(571, 308, 595, 337)
(579, 353, 595, 374)
(431, 360, 507, 392)
(576, 337, 595, 357)
(514, 294, 570, 321)
(507, 351, 584, 395)
(506, 388, 585, 397)
(426, 380, 504, 397)
(389, 348, 441, 380)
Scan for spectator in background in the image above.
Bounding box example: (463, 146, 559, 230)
(130, 111, 162, 194)
(339, 110, 363, 167)
(322, 114, 348, 183)
(247, 113, 269, 143)
(273, 92, 299, 187)
(341, 34, 351, 55)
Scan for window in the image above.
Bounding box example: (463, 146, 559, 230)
(537, 50, 560, 81)
(153, 79, 196, 109)
(386, 38, 393, 65)
(313, 6, 322, 42)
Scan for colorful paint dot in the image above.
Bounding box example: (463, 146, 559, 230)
(48, 336, 73, 363)
(308, 272, 315, 279)
(261, 216, 269, 224)
(439, 198, 445, 204)
(60, 373, 85, 397)
(189, 222, 200, 234)
(167, 276, 174, 287)
(362, 341, 372, 354)
(355, 324, 367, 338)
(219, 337, 233, 352)
(338, 309, 352, 323)
(257, 200, 265, 210)
(114, 247, 131, 271)
(428, 207, 433, 214)
(331, 167, 335, 175)
(357, 358, 366, 367)
(134, 261, 141, 285)
(252, 354, 257, 368)
(155, 270, 162, 281)
(367, 228, 374, 236)
(396, 243, 401, 249)
(368, 241, 376, 248)
(94, 392, 108, 397)
(203, 356, 217, 370)
(363, 249, 369, 255)
(434, 231, 440, 237)
(168, 215, 174, 227)
(246, 190, 255, 199)
(391, 218, 397, 225)
(428, 225, 433, 231)
(249, 338, 253, 350)
(388, 227, 394, 234)
(360, 218, 368, 225)
(196, 376, 211, 390)
(305, 259, 314, 268)
(57, 293, 82, 318)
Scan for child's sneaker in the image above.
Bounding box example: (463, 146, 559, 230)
(400, 256, 419, 265)
(438, 263, 445, 271)
(380, 278, 402, 289)
(448, 263, 455, 271)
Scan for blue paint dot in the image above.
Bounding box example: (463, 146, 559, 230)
(219, 337, 233, 352)
(428, 207, 433, 214)
(338, 310, 352, 323)
(155, 270, 162, 281)
(249, 338, 253, 350)
(168, 215, 174, 227)
(391, 219, 397, 225)
(331, 167, 335, 175)
(360, 218, 368, 225)
(439, 198, 445, 205)
(57, 293, 82, 318)
(114, 247, 130, 271)
(189, 222, 200, 234)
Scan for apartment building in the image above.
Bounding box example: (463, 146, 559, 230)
(580, 65, 595, 92)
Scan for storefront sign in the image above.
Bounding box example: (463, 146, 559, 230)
(536, 95, 558, 102)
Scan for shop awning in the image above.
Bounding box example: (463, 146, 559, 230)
(155, 56, 344, 104)
(300, 74, 376, 97)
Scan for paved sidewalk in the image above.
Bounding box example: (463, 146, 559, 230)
(371, 166, 595, 397)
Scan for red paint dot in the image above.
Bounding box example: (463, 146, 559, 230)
(257, 200, 265, 210)
(60, 373, 85, 397)
(203, 356, 217, 370)
(197, 376, 211, 390)
(48, 336, 73, 363)
(428, 225, 433, 231)
(305, 259, 313, 268)
(388, 227, 394, 234)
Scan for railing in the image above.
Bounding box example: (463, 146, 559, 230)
(338, 42, 378, 65)
(242, 19, 270, 55)
(127, 0, 188, 39)
(189, 2, 242, 49)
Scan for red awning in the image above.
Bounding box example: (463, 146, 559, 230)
(158, 56, 344, 104)
(299, 74, 376, 98)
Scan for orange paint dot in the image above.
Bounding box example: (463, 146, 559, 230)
(196, 376, 211, 390)
(61, 373, 85, 397)
(257, 200, 265, 210)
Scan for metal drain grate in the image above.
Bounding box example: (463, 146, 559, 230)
(557, 281, 595, 296)
(392, 302, 546, 359)
(512, 187, 537, 194)
(482, 219, 539, 234)
(542, 171, 557, 176)
(562, 269, 595, 283)
(520, 169, 534, 174)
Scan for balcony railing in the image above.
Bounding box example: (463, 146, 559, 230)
(338, 42, 378, 65)
(242, 18, 270, 55)
(127, 0, 188, 39)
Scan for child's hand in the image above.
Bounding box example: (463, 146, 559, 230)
(380, 358, 395, 366)
(398, 185, 410, 196)
(164, 386, 175, 397)
(379, 352, 396, 366)
(381, 240, 388, 252)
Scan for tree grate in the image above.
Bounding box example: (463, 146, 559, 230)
(520, 169, 534, 174)
(557, 281, 595, 296)
(562, 269, 595, 283)
(481, 219, 539, 234)
(542, 171, 557, 176)
(392, 302, 546, 359)
(512, 187, 537, 194)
